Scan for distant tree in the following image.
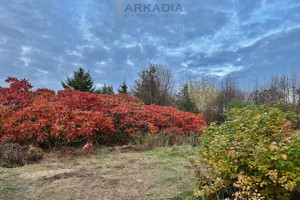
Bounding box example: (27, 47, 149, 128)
(188, 77, 219, 112)
(228, 99, 251, 110)
(218, 75, 244, 110)
(62, 68, 95, 92)
(95, 84, 114, 94)
(248, 79, 261, 106)
(249, 72, 300, 107)
(254, 87, 284, 105)
(118, 79, 128, 94)
(297, 88, 300, 113)
(210, 75, 245, 123)
(187, 77, 219, 122)
(132, 64, 174, 106)
(176, 83, 198, 113)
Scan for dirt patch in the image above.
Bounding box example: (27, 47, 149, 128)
(113, 145, 144, 153)
(113, 164, 126, 169)
(0, 143, 43, 168)
(42, 146, 93, 163)
(57, 147, 88, 157)
(40, 167, 100, 182)
(42, 171, 77, 181)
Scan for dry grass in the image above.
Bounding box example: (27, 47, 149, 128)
(0, 144, 44, 168)
(0, 146, 198, 200)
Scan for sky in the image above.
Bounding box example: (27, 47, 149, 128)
(0, 0, 299, 91)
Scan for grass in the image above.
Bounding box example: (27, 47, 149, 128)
(1, 185, 18, 200)
(0, 145, 198, 200)
(3, 186, 18, 194)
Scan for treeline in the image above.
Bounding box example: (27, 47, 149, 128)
(62, 65, 300, 123)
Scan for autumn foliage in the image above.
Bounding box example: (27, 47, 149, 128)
(191, 106, 300, 199)
(0, 77, 206, 146)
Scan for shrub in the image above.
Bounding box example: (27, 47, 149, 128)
(228, 99, 250, 110)
(0, 77, 206, 147)
(0, 77, 34, 110)
(0, 143, 43, 168)
(191, 106, 300, 199)
(264, 101, 300, 129)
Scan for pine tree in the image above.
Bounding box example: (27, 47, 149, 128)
(95, 84, 114, 94)
(118, 80, 128, 94)
(176, 83, 198, 113)
(132, 64, 174, 105)
(61, 68, 95, 92)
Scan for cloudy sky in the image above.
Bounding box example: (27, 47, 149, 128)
(0, 0, 299, 91)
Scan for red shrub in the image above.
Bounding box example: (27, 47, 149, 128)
(0, 77, 34, 110)
(0, 77, 206, 146)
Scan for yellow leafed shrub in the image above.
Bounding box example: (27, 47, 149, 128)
(191, 106, 300, 200)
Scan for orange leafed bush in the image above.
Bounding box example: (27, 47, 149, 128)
(0, 77, 206, 145)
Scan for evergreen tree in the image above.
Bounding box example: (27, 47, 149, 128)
(118, 79, 128, 94)
(61, 68, 95, 92)
(95, 84, 114, 94)
(132, 64, 174, 105)
(176, 83, 198, 113)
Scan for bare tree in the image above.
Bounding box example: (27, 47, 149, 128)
(156, 65, 174, 105)
(218, 75, 244, 110)
(291, 72, 299, 105)
(249, 72, 300, 108)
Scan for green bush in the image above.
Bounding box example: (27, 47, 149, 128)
(228, 99, 251, 110)
(285, 111, 300, 130)
(264, 101, 300, 129)
(191, 106, 300, 199)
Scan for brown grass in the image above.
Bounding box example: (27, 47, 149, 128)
(0, 143, 44, 168)
(0, 146, 198, 200)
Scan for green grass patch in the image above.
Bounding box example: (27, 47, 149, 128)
(3, 185, 18, 194)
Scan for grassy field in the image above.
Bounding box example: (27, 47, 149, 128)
(0, 146, 198, 200)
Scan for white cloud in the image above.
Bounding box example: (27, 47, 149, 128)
(35, 68, 49, 74)
(20, 46, 32, 67)
(95, 83, 104, 89)
(66, 50, 83, 59)
(126, 56, 134, 67)
(177, 64, 244, 77)
(208, 64, 244, 76)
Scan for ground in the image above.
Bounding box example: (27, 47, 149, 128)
(0, 146, 198, 200)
